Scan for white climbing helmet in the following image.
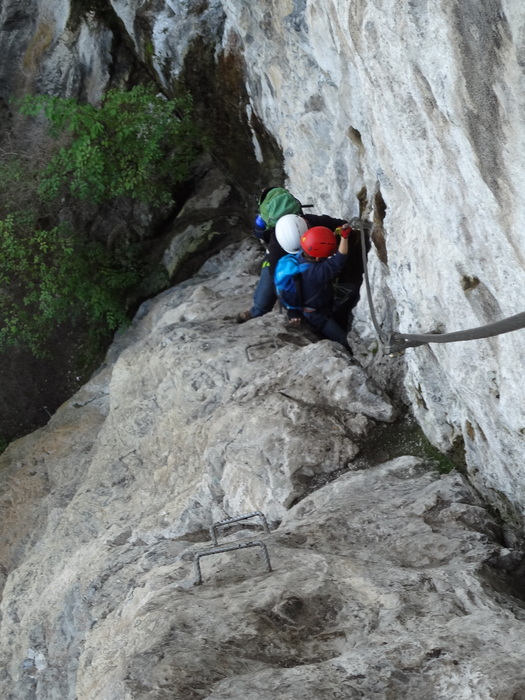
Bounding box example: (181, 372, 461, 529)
(275, 214, 309, 253)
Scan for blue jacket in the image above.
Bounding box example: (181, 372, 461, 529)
(297, 250, 347, 314)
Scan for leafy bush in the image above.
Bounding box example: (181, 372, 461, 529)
(0, 212, 140, 355)
(0, 84, 202, 355)
(18, 85, 201, 206)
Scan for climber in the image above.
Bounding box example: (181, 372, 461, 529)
(290, 224, 354, 350)
(236, 199, 352, 323)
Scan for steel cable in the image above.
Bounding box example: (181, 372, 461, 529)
(358, 222, 525, 354)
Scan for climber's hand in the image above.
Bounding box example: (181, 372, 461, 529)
(340, 224, 352, 239)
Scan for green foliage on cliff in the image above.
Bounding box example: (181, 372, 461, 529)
(18, 85, 200, 206)
(0, 85, 201, 356)
(0, 213, 139, 355)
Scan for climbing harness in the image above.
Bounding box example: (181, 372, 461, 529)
(358, 221, 525, 355)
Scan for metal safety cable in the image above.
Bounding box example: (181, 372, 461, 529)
(358, 221, 525, 354)
(359, 221, 389, 344)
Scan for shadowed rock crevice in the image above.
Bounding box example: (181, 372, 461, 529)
(180, 35, 285, 194)
(481, 549, 525, 613)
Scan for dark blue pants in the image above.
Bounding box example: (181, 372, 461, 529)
(250, 263, 276, 317)
(303, 309, 350, 349)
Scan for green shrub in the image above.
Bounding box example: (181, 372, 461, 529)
(18, 85, 201, 206)
(0, 84, 202, 356)
(0, 212, 140, 355)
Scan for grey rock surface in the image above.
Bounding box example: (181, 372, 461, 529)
(1, 1, 525, 698)
(2, 0, 523, 526)
(0, 217, 391, 698)
(1, 223, 525, 698)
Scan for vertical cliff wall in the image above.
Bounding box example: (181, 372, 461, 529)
(3, 3, 525, 697)
(216, 0, 525, 523)
(1, 0, 525, 526)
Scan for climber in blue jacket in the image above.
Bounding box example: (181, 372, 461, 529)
(294, 224, 355, 350)
(236, 206, 349, 324)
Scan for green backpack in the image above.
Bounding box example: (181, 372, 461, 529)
(259, 187, 302, 228)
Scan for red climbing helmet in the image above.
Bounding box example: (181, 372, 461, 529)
(300, 226, 338, 258)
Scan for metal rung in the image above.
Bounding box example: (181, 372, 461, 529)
(210, 511, 270, 545)
(245, 339, 279, 361)
(193, 541, 272, 585)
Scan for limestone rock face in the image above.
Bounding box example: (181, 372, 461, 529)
(218, 0, 525, 524)
(0, 175, 524, 698)
(2, 0, 523, 524)
(2, 1, 525, 698)
(0, 0, 523, 522)
(1, 231, 525, 698)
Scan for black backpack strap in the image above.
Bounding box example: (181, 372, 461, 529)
(294, 273, 304, 308)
